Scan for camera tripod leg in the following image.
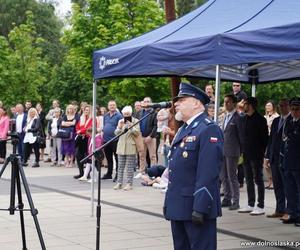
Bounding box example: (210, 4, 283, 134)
(9, 160, 16, 215)
(15, 167, 28, 250)
(0, 156, 10, 178)
(17, 159, 46, 250)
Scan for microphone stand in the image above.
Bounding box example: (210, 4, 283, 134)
(80, 108, 157, 250)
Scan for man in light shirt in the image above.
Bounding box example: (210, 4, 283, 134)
(15, 104, 27, 161)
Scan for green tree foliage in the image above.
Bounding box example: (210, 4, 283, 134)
(108, 77, 171, 106)
(0, 0, 65, 108)
(176, 0, 207, 17)
(33, 1, 65, 66)
(0, 0, 34, 37)
(0, 0, 64, 65)
(47, 61, 90, 108)
(208, 80, 300, 113)
(1, 12, 49, 106)
(60, 0, 169, 106)
(71, 0, 87, 9)
(1, 0, 298, 111)
(0, 36, 11, 92)
(253, 82, 300, 113)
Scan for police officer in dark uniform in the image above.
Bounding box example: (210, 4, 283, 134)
(281, 97, 300, 227)
(164, 82, 224, 250)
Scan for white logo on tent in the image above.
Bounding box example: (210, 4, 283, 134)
(99, 56, 120, 70)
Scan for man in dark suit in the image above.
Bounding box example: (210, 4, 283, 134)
(281, 97, 300, 227)
(265, 99, 289, 218)
(220, 94, 243, 210)
(238, 97, 268, 215)
(164, 82, 223, 250)
(15, 104, 27, 161)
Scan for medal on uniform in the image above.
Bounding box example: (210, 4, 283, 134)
(182, 151, 188, 158)
(186, 136, 196, 142)
(180, 141, 185, 148)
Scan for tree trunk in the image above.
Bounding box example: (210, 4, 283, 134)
(164, 0, 181, 131)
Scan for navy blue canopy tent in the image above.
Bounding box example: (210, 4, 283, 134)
(89, 0, 300, 211)
(93, 0, 300, 83)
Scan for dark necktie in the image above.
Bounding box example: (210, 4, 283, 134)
(278, 117, 284, 132)
(174, 122, 187, 142)
(179, 122, 187, 135)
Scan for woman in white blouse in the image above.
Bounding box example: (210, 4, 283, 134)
(264, 101, 279, 135)
(23, 108, 41, 168)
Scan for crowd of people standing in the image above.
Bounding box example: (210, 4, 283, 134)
(0, 82, 299, 226)
(216, 83, 300, 228)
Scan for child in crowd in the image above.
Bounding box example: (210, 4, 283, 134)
(78, 127, 103, 182)
(158, 108, 176, 167)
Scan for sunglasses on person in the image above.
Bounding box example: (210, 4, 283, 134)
(233, 85, 240, 87)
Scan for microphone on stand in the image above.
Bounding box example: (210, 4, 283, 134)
(142, 101, 172, 109)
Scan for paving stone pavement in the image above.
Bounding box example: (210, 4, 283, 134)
(0, 156, 300, 250)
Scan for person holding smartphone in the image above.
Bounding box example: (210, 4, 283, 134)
(114, 106, 140, 191)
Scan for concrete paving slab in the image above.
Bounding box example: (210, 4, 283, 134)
(1, 157, 300, 250)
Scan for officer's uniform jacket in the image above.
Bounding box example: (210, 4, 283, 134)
(164, 112, 224, 221)
(265, 116, 284, 165)
(282, 115, 300, 170)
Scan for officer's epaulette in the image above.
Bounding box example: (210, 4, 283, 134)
(191, 121, 199, 128)
(203, 118, 213, 126)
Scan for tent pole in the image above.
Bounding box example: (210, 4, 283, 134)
(251, 82, 256, 97)
(214, 65, 221, 123)
(249, 67, 258, 97)
(91, 79, 97, 217)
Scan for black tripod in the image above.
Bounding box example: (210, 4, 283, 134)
(0, 135, 46, 250)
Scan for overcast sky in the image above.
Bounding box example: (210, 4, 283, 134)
(55, 0, 72, 17)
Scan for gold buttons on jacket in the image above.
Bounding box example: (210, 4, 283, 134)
(182, 151, 188, 158)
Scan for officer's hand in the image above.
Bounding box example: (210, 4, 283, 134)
(192, 211, 204, 226)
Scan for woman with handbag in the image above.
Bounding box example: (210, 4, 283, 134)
(23, 108, 41, 168)
(74, 105, 92, 179)
(61, 104, 78, 168)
